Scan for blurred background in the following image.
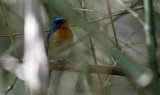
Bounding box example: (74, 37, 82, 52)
(0, 0, 160, 95)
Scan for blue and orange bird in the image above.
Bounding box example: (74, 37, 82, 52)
(46, 17, 74, 86)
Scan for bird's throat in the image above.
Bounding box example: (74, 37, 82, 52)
(55, 23, 73, 41)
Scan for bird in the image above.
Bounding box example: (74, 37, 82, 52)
(46, 17, 74, 87)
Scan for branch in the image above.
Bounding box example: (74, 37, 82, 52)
(0, 1, 19, 59)
(106, 0, 119, 47)
(0, 57, 124, 94)
(0, 58, 124, 76)
(4, 77, 18, 95)
(49, 62, 124, 76)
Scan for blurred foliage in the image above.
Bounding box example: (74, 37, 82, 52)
(0, 0, 160, 95)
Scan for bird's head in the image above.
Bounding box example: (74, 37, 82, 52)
(47, 17, 66, 43)
(50, 17, 67, 32)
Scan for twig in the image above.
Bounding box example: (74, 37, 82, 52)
(0, 31, 48, 37)
(0, 2, 21, 95)
(2, 2, 24, 23)
(4, 77, 18, 95)
(69, 6, 143, 27)
(70, 7, 95, 12)
(78, 0, 104, 94)
(71, 2, 143, 48)
(116, 0, 144, 25)
(0, 33, 24, 37)
(114, 0, 142, 21)
(78, 0, 98, 65)
(0, 2, 19, 58)
(0, 4, 143, 37)
(103, 57, 117, 87)
(106, 0, 119, 47)
(88, 38, 98, 65)
(100, 0, 119, 91)
(86, 3, 143, 24)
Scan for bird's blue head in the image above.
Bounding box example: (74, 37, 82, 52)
(47, 17, 66, 43)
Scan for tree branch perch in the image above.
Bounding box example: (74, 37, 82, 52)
(49, 62, 124, 76)
(0, 58, 124, 77)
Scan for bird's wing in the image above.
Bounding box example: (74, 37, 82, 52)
(45, 33, 56, 55)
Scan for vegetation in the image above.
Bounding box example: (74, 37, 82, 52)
(0, 0, 160, 95)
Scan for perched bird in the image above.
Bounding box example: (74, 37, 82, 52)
(46, 17, 74, 87)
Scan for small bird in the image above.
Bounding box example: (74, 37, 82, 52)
(46, 17, 74, 87)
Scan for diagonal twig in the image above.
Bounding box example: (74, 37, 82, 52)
(77, 0, 105, 94)
(0, 2, 19, 59)
(106, 0, 119, 47)
(0, 2, 22, 95)
(4, 77, 18, 95)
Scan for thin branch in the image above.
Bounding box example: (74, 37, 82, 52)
(69, 5, 143, 27)
(0, 5, 143, 37)
(0, 33, 24, 37)
(0, 2, 19, 59)
(116, 0, 144, 25)
(86, 4, 143, 24)
(106, 0, 119, 47)
(4, 77, 18, 95)
(77, 0, 98, 65)
(120, 41, 147, 59)
(70, 2, 143, 49)
(88, 38, 98, 65)
(70, 7, 96, 12)
(0, 56, 20, 95)
(78, 0, 104, 94)
(0, 31, 48, 37)
(114, 0, 143, 21)
(0, 2, 21, 95)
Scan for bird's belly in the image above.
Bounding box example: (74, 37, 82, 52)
(57, 46, 72, 59)
(48, 41, 73, 60)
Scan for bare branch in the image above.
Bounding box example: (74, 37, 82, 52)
(49, 62, 124, 76)
(4, 77, 18, 95)
(0, 2, 20, 59)
(0, 58, 124, 76)
(106, 0, 119, 47)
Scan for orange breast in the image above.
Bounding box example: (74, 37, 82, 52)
(55, 22, 73, 41)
